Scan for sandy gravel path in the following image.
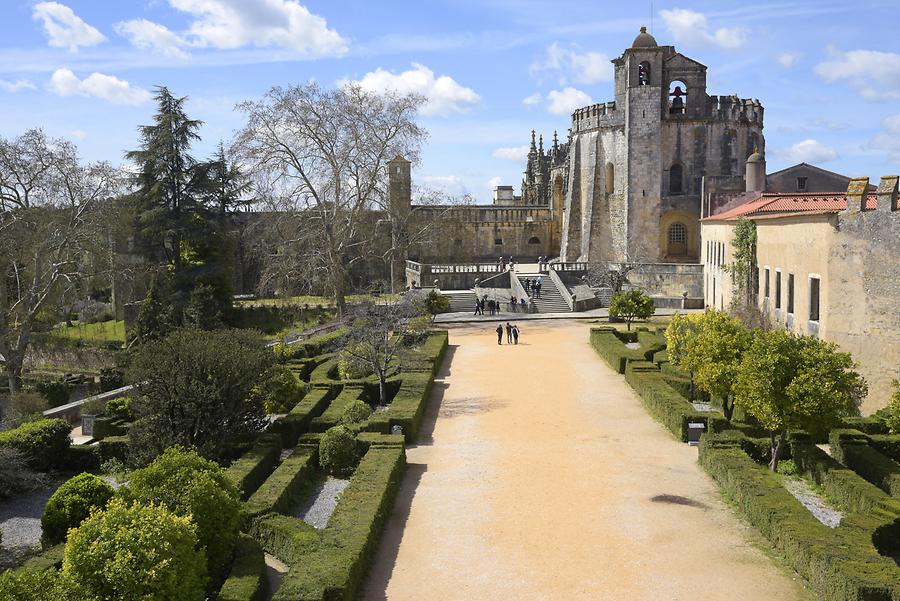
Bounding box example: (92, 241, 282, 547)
(361, 321, 810, 601)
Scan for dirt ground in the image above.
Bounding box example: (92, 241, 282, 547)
(360, 321, 811, 601)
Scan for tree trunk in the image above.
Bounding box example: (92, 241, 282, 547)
(722, 396, 735, 421)
(688, 371, 696, 402)
(769, 429, 787, 472)
(378, 372, 386, 407)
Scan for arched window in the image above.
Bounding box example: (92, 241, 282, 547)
(528, 236, 541, 245)
(638, 61, 651, 86)
(669, 163, 683, 195)
(668, 80, 687, 114)
(605, 162, 615, 194)
(667, 222, 687, 256)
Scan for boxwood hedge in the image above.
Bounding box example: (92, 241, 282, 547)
(218, 533, 268, 601)
(226, 433, 282, 501)
(830, 430, 900, 499)
(245, 447, 318, 520)
(0, 419, 71, 471)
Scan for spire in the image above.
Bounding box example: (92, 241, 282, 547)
(552, 130, 559, 151)
(530, 129, 537, 153)
(538, 134, 544, 154)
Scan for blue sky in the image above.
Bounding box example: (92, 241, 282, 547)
(1, 0, 899, 202)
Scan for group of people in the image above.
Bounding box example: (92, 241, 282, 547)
(474, 294, 531, 315)
(495, 322, 521, 345)
(522, 275, 543, 298)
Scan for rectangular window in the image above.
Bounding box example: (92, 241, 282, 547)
(764, 268, 770, 298)
(809, 277, 820, 321)
(787, 273, 795, 314)
(494, 238, 503, 245)
(775, 270, 782, 309)
(797, 177, 808, 191)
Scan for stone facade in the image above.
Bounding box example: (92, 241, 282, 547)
(701, 177, 900, 414)
(553, 30, 764, 266)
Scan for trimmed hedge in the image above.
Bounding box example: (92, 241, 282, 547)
(831, 430, 900, 498)
(226, 433, 282, 501)
(271, 387, 340, 448)
(61, 444, 101, 471)
(245, 447, 318, 519)
(0, 419, 71, 471)
(589, 328, 644, 374)
(623, 361, 713, 442)
(250, 512, 320, 566)
(400, 330, 449, 376)
(870, 435, 900, 464)
(363, 371, 435, 443)
(91, 416, 128, 441)
(97, 435, 129, 462)
(289, 329, 346, 360)
(699, 435, 900, 601)
(309, 388, 365, 433)
(218, 533, 268, 601)
(270, 444, 406, 601)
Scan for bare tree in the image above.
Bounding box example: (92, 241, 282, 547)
(233, 83, 426, 315)
(0, 129, 119, 402)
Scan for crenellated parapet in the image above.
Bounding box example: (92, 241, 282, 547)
(706, 95, 764, 125)
(571, 102, 622, 133)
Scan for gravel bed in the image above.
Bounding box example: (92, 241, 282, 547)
(296, 477, 350, 529)
(624, 342, 641, 350)
(0, 483, 59, 555)
(783, 476, 842, 528)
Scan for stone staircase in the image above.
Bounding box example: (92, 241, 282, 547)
(517, 274, 571, 313)
(441, 290, 477, 313)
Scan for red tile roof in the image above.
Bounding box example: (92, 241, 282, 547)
(703, 192, 877, 221)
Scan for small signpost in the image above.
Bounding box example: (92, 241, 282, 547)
(687, 421, 705, 445)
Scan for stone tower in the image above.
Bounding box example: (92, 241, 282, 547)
(387, 155, 412, 214)
(559, 27, 765, 264)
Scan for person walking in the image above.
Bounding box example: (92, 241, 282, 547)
(523, 278, 531, 294)
(509, 295, 517, 312)
(536, 275, 543, 298)
(512, 324, 520, 344)
(505, 322, 513, 344)
(474, 297, 481, 316)
(519, 297, 527, 312)
(496, 323, 503, 345)
(488, 298, 496, 316)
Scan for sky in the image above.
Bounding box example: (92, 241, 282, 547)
(1, 0, 899, 203)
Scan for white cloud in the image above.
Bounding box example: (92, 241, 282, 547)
(487, 176, 504, 196)
(531, 43, 612, 85)
(867, 114, 900, 164)
(421, 175, 469, 196)
(67, 129, 87, 140)
(48, 68, 152, 106)
(814, 47, 900, 102)
(0, 79, 36, 93)
(777, 139, 839, 164)
(168, 0, 347, 56)
(492, 146, 530, 162)
(546, 87, 592, 115)
(32, 2, 106, 52)
(777, 52, 799, 68)
(660, 9, 747, 49)
(350, 63, 480, 117)
(115, 19, 189, 59)
(522, 92, 542, 106)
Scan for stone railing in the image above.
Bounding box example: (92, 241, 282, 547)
(43, 384, 133, 424)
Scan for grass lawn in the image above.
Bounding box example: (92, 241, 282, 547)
(236, 293, 401, 307)
(51, 319, 126, 344)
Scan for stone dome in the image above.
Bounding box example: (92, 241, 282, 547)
(631, 26, 658, 48)
(746, 149, 764, 163)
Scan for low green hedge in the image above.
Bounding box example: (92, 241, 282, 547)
(699, 435, 900, 601)
(589, 328, 644, 374)
(98, 435, 129, 462)
(20, 543, 65, 571)
(290, 329, 346, 360)
(61, 444, 101, 471)
(792, 439, 890, 514)
(870, 435, 900, 463)
(286, 358, 321, 383)
(218, 533, 268, 601)
(226, 434, 282, 501)
(363, 371, 435, 443)
(309, 388, 365, 433)
(307, 356, 339, 388)
(91, 415, 129, 441)
(0, 419, 71, 471)
(624, 361, 713, 442)
(245, 447, 318, 519)
(830, 430, 900, 499)
(271, 387, 340, 448)
(270, 444, 406, 601)
(250, 512, 320, 566)
(400, 331, 449, 376)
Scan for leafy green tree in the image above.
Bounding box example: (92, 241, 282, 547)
(122, 447, 241, 585)
(183, 282, 225, 330)
(200, 142, 253, 214)
(133, 271, 174, 343)
(886, 380, 900, 435)
(319, 425, 359, 477)
(249, 365, 304, 414)
(734, 329, 866, 471)
(42, 473, 115, 546)
(416, 289, 450, 323)
(664, 312, 703, 400)
(690, 309, 754, 421)
(62, 498, 206, 601)
(127, 328, 274, 463)
(608, 289, 655, 330)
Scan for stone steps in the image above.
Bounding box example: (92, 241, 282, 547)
(516, 275, 571, 313)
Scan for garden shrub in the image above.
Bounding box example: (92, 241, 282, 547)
(249, 512, 320, 565)
(41, 472, 115, 546)
(310, 388, 366, 433)
(104, 397, 132, 421)
(589, 328, 644, 374)
(245, 447, 317, 519)
(34, 381, 70, 407)
(319, 426, 359, 477)
(0, 418, 71, 471)
(0, 567, 77, 601)
(270, 387, 339, 448)
(337, 343, 374, 380)
(289, 328, 346, 359)
(63, 498, 207, 601)
(870, 435, 900, 464)
(7, 392, 49, 420)
(251, 365, 305, 414)
(122, 447, 241, 584)
(91, 415, 128, 440)
(218, 534, 268, 601)
(0, 447, 48, 501)
(887, 380, 900, 435)
(624, 361, 713, 442)
(98, 368, 125, 392)
(97, 435, 129, 462)
(363, 372, 434, 442)
(226, 434, 282, 500)
(340, 399, 373, 426)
